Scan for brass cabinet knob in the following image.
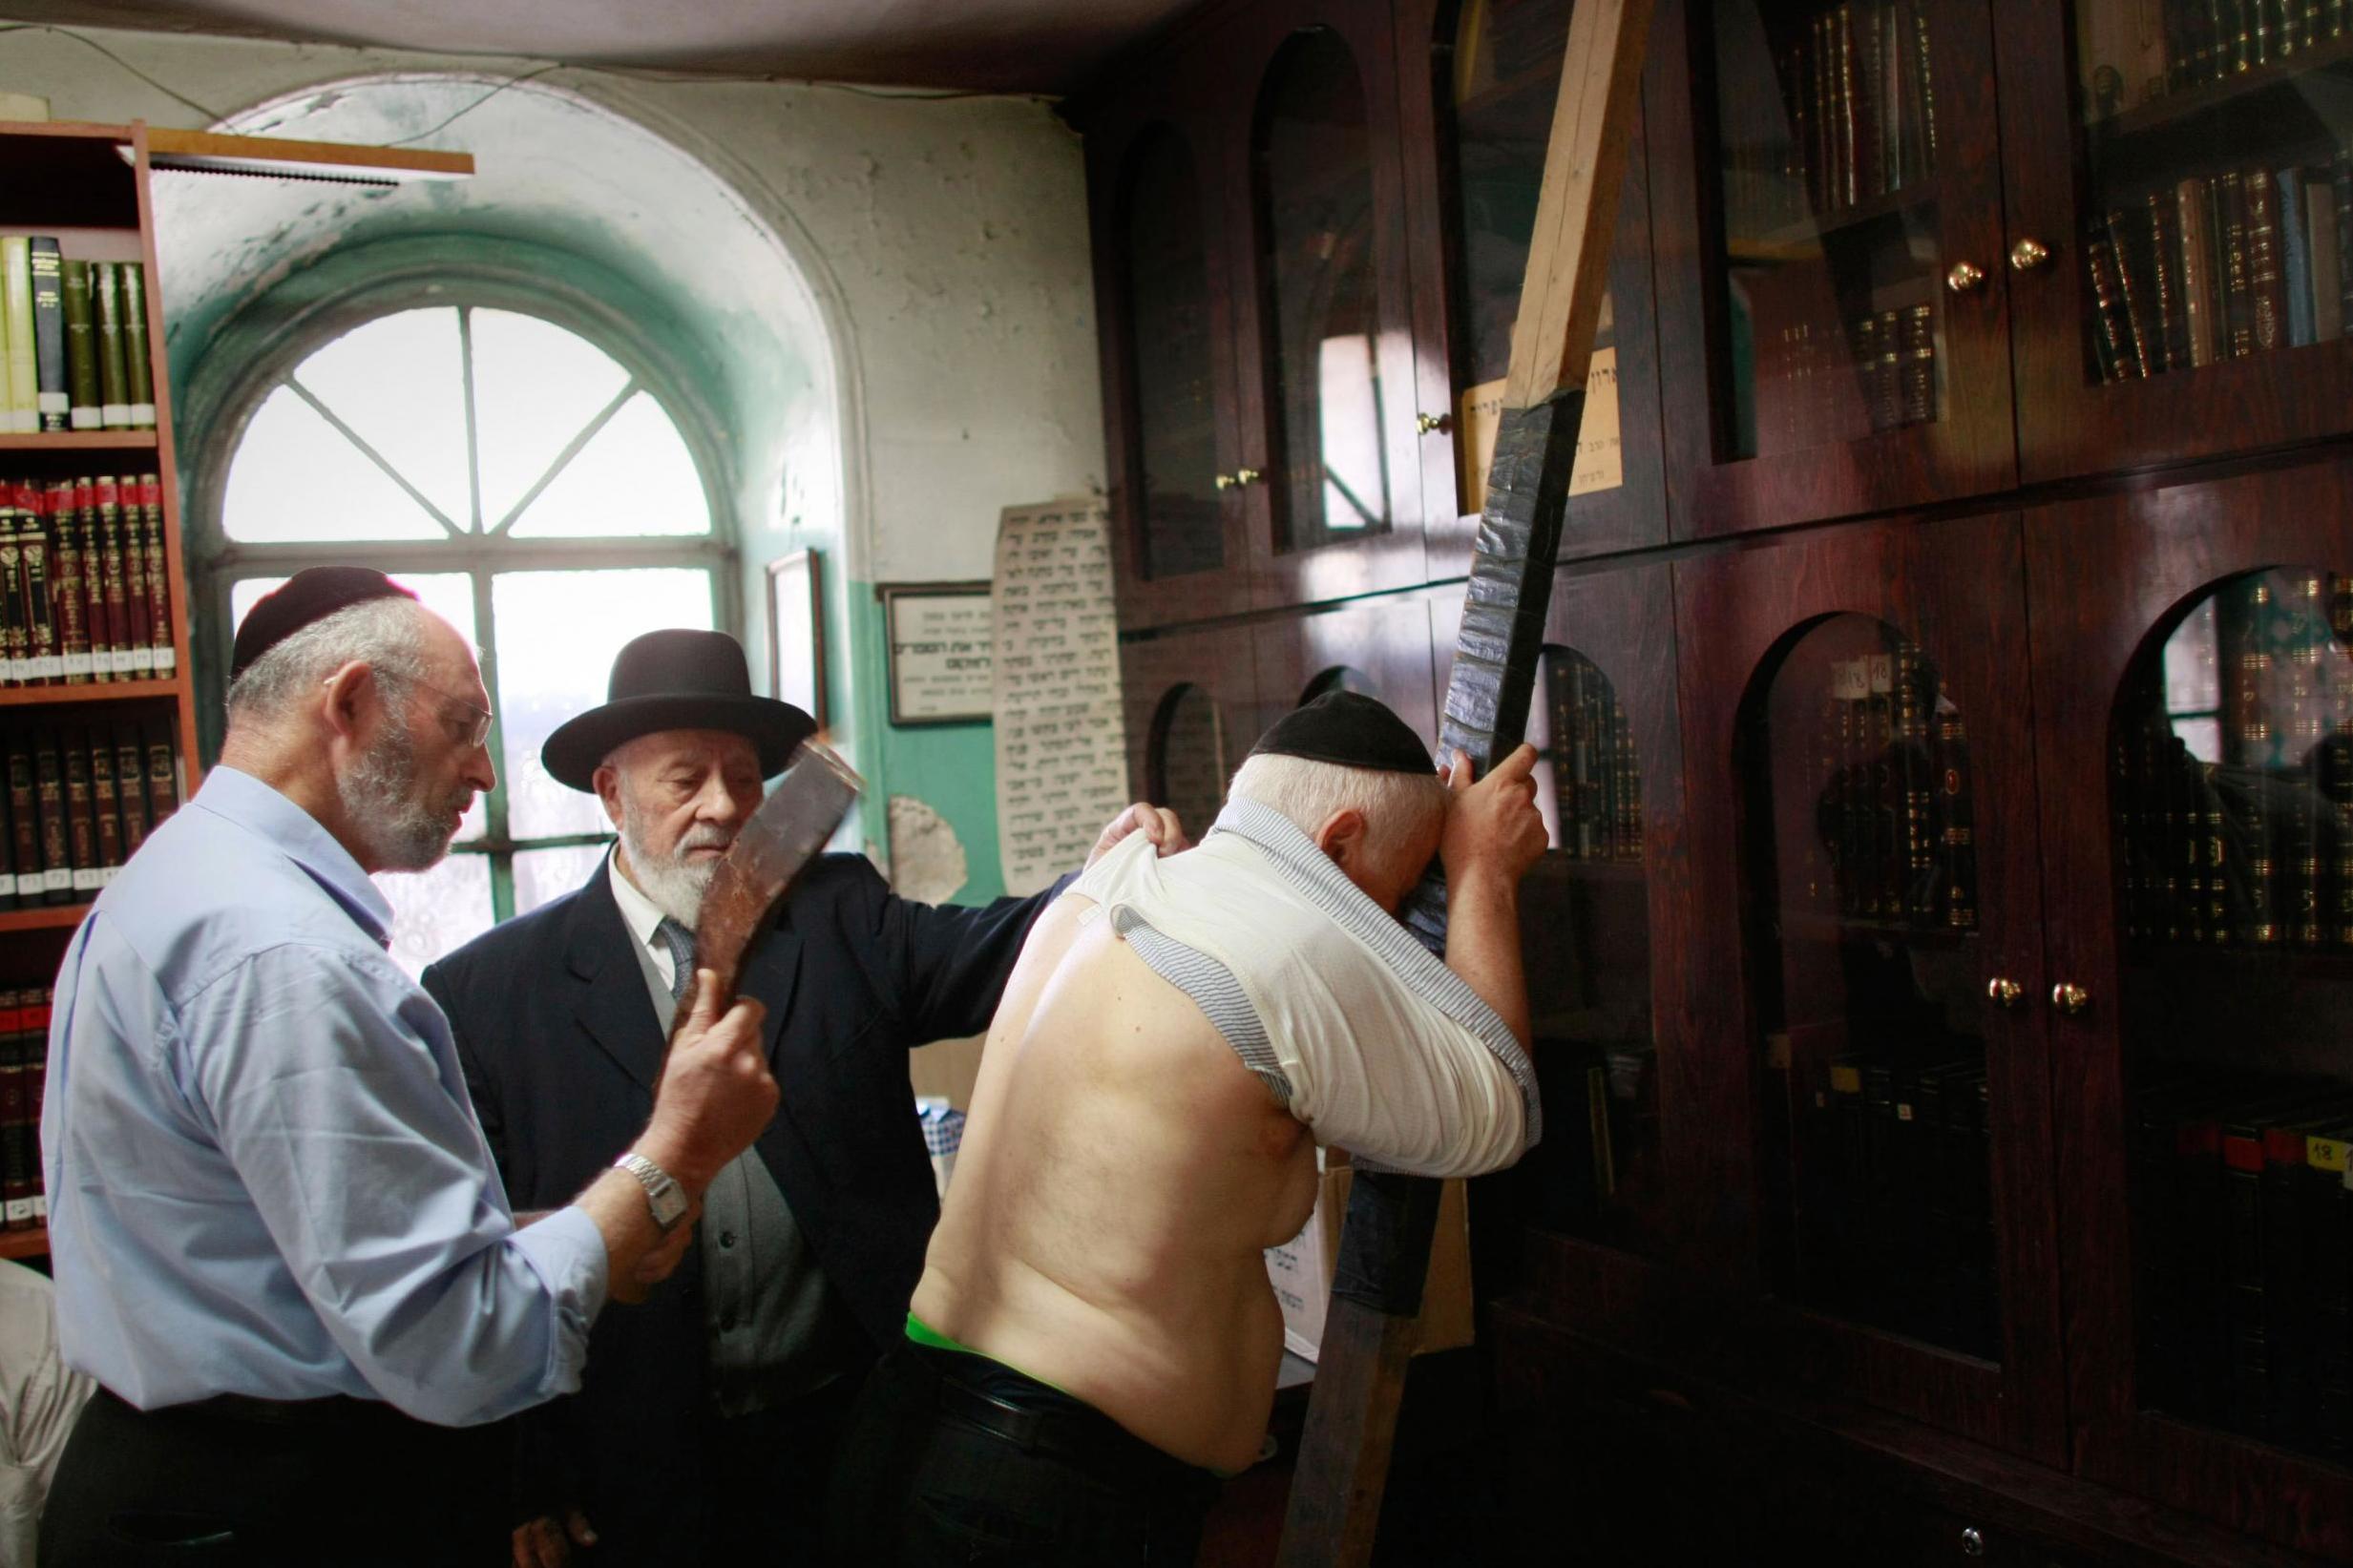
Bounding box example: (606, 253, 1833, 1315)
(1213, 472, 1237, 491)
(1961, 1526, 1986, 1558)
(2051, 982, 2091, 1015)
(1946, 261, 1985, 293)
(1232, 467, 1263, 487)
(2008, 237, 2051, 271)
(1416, 411, 1450, 434)
(1985, 977, 2024, 1009)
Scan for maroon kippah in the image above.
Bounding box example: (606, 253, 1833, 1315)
(230, 567, 418, 681)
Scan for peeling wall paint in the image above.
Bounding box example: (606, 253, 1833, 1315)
(0, 24, 1107, 905)
(885, 794, 969, 907)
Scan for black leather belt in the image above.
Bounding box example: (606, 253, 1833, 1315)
(914, 1346, 1208, 1495)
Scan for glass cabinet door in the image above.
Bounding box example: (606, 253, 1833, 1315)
(1120, 625, 1258, 841)
(1093, 99, 1250, 632)
(1649, 0, 2017, 537)
(1674, 512, 2065, 1464)
(2027, 466, 2353, 1560)
(1397, 0, 1669, 569)
(1249, 597, 1439, 752)
(1996, 0, 2353, 482)
(1223, 4, 1428, 609)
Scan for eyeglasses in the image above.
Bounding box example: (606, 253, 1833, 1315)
(322, 673, 494, 749)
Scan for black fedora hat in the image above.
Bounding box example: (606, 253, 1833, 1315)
(542, 630, 815, 791)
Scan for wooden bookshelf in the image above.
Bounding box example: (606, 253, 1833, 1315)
(0, 904, 89, 934)
(0, 678, 185, 709)
(0, 430, 158, 452)
(0, 1225, 47, 1262)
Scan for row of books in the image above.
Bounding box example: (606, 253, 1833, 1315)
(1, 720, 182, 908)
(0, 473, 177, 686)
(2080, 0, 2353, 122)
(1727, 0, 1938, 238)
(1790, 1044, 2000, 1360)
(0, 988, 49, 1231)
(2115, 574, 2353, 948)
(2135, 1067, 2353, 1459)
(1, 242, 154, 433)
(1796, 643, 1979, 931)
(1541, 648, 1643, 862)
(2086, 159, 2353, 384)
(1754, 303, 1939, 454)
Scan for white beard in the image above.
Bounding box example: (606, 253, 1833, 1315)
(339, 701, 463, 872)
(616, 793, 731, 928)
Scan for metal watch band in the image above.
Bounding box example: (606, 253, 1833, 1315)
(614, 1151, 688, 1232)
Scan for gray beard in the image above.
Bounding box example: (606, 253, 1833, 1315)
(617, 798, 723, 929)
(339, 703, 459, 872)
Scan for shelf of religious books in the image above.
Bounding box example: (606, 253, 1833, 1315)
(1649, 0, 2020, 536)
(1994, 0, 2353, 480)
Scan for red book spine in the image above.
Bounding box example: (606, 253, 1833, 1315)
(93, 477, 130, 680)
(120, 485, 152, 677)
(77, 479, 110, 684)
(24, 988, 46, 1223)
(50, 481, 87, 685)
(139, 473, 171, 676)
(0, 499, 24, 690)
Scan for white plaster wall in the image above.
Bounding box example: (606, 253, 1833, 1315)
(0, 23, 1107, 583)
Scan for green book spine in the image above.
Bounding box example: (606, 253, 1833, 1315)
(93, 261, 129, 429)
(29, 240, 65, 432)
(118, 261, 153, 429)
(58, 260, 97, 429)
(2, 239, 34, 434)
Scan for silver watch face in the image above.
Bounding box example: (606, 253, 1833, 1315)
(622, 1155, 689, 1230)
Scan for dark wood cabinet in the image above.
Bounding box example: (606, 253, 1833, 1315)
(1249, 594, 1437, 747)
(1672, 510, 2067, 1465)
(1648, 0, 2020, 538)
(1397, 0, 1670, 569)
(1121, 621, 1260, 838)
(1993, 2, 2353, 485)
(2025, 458, 2353, 1560)
(1076, 1, 2353, 1558)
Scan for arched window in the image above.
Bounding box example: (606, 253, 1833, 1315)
(195, 296, 733, 973)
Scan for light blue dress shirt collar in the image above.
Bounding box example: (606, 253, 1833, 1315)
(196, 764, 394, 947)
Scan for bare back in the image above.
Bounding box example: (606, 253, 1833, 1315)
(911, 891, 1319, 1473)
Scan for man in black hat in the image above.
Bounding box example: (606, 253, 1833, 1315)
(421, 628, 1185, 1568)
(830, 694, 1549, 1566)
(40, 575, 778, 1567)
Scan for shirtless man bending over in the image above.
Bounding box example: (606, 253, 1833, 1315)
(829, 691, 1548, 1565)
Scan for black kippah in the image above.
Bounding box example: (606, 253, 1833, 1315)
(1248, 691, 1433, 775)
(230, 567, 418, 681)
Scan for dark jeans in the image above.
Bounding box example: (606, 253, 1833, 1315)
(40, 1387, 506, 1567)
(701, 1375, 860, 1564)
(827, 1344, 1222, 1567)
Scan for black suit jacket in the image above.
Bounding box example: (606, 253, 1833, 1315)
(420, 853, 1061, 1562)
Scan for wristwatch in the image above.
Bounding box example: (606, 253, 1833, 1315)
(614, 1152, 689, 1232)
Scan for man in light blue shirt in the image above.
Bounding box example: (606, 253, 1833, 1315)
(38, 570, 779, 1568)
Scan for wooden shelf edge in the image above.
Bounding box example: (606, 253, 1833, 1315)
(0, 430, 158, 451)
(144, 128, 473, 183)
(0, 119, 133, 143)
(0, 677, 183, 708)
(0, 1226, 48, 1262)
(0, 902, 90, 932)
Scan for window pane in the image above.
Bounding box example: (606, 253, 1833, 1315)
(509, 390, 710, 537)
(494, 569, 716, 839)
(291, 308, 471, 528)
(515, 841, 612, 915)
(223, 386, 448, 542)
(231, 572, 488, 841)
(471, 309, 633, 529)
(371, 850, 494, 976)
